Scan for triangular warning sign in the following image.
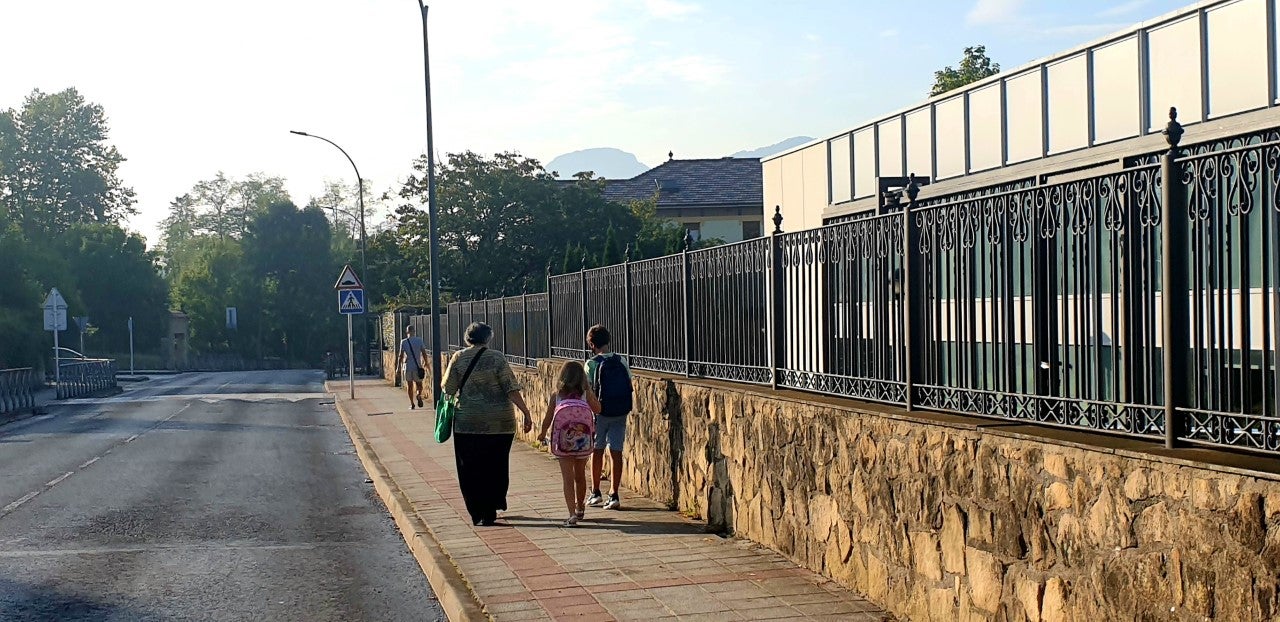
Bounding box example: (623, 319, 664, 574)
(341, 291, 363, 311)
(334, 265, 363, 290)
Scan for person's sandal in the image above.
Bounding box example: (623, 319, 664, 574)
(575, 507, 585, 520)
(563, 515, 579, 527)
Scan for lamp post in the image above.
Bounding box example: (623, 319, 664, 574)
(290, 130, 371, 374)
(417, 1, 444, 406)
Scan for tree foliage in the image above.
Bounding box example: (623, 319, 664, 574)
(931, 45, 1000, 96)
(0, 88, 167, 368)
(0, 88, 135, 238)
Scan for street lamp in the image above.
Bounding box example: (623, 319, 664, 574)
(290, 129, 371, 374)
(418, 1, 444, 406)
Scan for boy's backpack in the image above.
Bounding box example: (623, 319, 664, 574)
(593, 354, 633, 417)
(550, 397, 595, 458)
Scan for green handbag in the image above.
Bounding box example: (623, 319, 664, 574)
(435, 347, 486, 443)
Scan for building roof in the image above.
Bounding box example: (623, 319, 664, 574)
(603, 157, 762, 208)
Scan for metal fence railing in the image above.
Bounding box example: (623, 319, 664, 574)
(443, 112, 1280, 457)
(56, 359, 118, 399)
(0, 368, 37, 415)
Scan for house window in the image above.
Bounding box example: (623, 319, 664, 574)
(685, 222, 701, 242)
(742, 220, 762, 239)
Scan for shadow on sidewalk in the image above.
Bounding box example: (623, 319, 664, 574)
(499, 514, 706, 536)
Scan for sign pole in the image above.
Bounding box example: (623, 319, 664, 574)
(129, 317, 135, 376)
(347, 314, 355, 399)
(53, 323, 60, 389)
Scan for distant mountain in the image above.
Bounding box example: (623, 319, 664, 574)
(730, 136, 815, 159)
(548, 148, 650, 180)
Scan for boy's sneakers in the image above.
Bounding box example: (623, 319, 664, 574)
(586, 491, 604, 507)
(604, 493, 621, 510)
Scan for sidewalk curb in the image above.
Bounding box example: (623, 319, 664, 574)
(331, 397, 488, 622)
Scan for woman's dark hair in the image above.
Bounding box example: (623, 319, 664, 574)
(465, 322, 493, 346)
(586, 324, 611, 348)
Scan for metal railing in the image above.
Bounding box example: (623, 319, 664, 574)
(56, 359, 118, 399)
(0, 368, 37, 415)
(446, 112, 1280, 456)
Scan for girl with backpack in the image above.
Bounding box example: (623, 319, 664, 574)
(537, 361, 601, 527)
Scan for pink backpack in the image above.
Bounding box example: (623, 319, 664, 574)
(550, 396, 595, 458)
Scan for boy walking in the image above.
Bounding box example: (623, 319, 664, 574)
(584, 325, 633, 510)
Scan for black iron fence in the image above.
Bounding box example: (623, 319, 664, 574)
(444, 112, 1280, 456)
(0, 368, 37, 416)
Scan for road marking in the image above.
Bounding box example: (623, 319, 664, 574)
(0, 542, 359, 557)
(55, 392, 327, 406)
(0, 402, 194, 519)
(44, 472, 73, 487)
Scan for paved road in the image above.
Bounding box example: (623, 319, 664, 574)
(0, 371, 442, 622)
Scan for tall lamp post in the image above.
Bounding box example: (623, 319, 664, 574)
(418, 1, 444, 406)
(289, 130, 371, 374)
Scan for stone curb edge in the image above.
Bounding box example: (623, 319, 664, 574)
(331, 397, 488, 622)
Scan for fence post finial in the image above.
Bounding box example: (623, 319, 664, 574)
(905, 173, 920, 206)
(683, 229, 694, 251)
(772, 205, 783, 234)
(624, 243, 631, 262)
(1163, 106, 1183, 150)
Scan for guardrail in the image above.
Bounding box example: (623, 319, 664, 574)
(56, 359, 118, 399)
(0, 368, 37, 415)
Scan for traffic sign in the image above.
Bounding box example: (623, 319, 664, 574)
(42, 288, 67, 332)
(334, 265, 364, 290)
(338, 289, 365, 315)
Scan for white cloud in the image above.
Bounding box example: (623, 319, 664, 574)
(879, 28, 899, 38)
(1038, 22, 1127, 38)
(1099, 0, 1151, 18)
(966, 0, 1024, 25)
(643, 0, 700, 20)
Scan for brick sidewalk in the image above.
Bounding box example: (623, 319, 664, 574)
(332, 379, 889, 621)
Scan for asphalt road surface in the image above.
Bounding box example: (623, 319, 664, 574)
(0, 371, 443, 622)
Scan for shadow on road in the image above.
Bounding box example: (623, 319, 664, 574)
(0, 576, 162, 622)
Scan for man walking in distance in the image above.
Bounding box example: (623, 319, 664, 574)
(584, 325, 633, 510)
(397, 324, 427, 409)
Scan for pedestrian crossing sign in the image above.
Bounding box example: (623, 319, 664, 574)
(338, 289, 365, 315)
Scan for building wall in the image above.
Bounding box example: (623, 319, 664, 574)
(764, 142, 828, 233)
(668, 214, 764, 243)
(765, 0, 1280, 229)
(507, 360, 1280, 622)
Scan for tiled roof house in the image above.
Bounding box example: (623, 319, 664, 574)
(602, 156, 764, 243)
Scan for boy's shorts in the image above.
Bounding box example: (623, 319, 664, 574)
(594, 415, 627, 452)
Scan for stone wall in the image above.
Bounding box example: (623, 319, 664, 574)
(506, 361, 1280, 622)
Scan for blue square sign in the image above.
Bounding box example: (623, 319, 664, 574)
(338, 289, 365, 315)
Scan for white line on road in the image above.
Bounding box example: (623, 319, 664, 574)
(44, 472, 74, 487)
(0, 402, 194, 519)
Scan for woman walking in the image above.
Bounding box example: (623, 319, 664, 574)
(442, 322, 533, 526)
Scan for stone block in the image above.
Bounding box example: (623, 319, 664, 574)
(928, 586, 957, 622)
(1044, 482, 1072, 512)
(965, 547, 1004, 613)
(1041, 577, 1068, 622)
(1086, 486, 1134, 549)
(1122, 468, 1150, 501)
(1014, 573, 1043, 622)
(942, 504, 967, 575)
(912, 530, 943, 582)
(866, 551, 889, 601)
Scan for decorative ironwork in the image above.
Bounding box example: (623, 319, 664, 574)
(438, 121, 1280, 456)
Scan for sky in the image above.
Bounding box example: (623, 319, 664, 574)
(0, 0, 1194, 247)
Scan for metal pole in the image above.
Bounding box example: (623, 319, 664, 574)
(129, 316, 135, 376)
(769, 208, 784, 389)
(682, 231, 693, 377)
(420, 1, 444, 405)
(288, 130, 368, 375)
(54, 324, 60, 397)
(1160, 107, 1187, 449)
(902, 177, 921, 411)
(348, 314, 355, 400)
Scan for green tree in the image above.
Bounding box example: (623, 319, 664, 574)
(170, 237, 247, 354)
(396, 151, 635, 299)
(0, 88, 135, 239)
(600, 223, 621, 265)
(242, 201, 339, 364)
(931, 45, 1000, 96)
(61, 223, 169, 355)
